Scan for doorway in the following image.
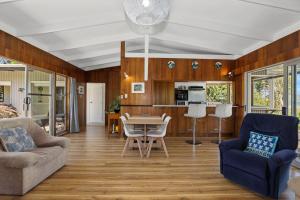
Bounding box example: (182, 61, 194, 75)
(86, 83, 105, 125)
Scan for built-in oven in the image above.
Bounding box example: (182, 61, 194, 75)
(175, 89, 188, 105)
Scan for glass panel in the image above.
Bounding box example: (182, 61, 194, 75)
(27, 68, 52, 134)
(0, 57, 25, 119)
(248, 65, 284, 115)
(56, 75, 67, 135)
(206, 82, 232, 104)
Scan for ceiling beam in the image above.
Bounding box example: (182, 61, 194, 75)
(66, 45, 144, 62)
(125, 52, 237, 60)
(82, 62, 121, 71)
(167, 21, 272, 42)
(153, 34, 242, 55)
(46, 34, 140, 52)
(16, 20, 126, 37)
(149, 45, 193, 54)
(235, 0, 300, 13)
(74, 57, 120, 68)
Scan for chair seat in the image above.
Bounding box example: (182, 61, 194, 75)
(223, 149, 269, 179)
(127, 130, 144, 137)
(147, 130, 163, 137)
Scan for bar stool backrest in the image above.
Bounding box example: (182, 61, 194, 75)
(187, 104, 206, 118)
(215, 104, 232, 118)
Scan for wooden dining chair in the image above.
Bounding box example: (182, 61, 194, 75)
(120, 116, 144, 158)
(146, 116, 171, 158)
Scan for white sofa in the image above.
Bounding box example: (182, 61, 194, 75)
(0, 117, 70, 195)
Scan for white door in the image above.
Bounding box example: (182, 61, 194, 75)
(87, 83, 105, 125)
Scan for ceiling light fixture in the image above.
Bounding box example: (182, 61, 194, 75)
(123, 0, 170, 81)
(142, 0, 150, 8)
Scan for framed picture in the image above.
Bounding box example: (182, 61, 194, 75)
(131, 82, 145, 93)
(78, 85, 85, 95)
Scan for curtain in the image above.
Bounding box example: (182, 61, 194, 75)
(70, 78, 80, 133)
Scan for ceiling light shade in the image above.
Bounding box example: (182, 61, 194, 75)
(123, 0, 170, 34)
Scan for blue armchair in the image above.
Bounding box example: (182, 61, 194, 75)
(219, 113, 299, 199)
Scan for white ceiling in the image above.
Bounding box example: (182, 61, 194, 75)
(0, 0, 300, 71)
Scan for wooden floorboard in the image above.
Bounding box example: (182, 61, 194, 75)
(0, 126, 299, 200)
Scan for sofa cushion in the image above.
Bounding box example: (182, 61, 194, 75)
(223, 149, 269, 179)
(31, 146, 64, 166)
(244, 131, 278, 158)
(0, 127, 36, 152)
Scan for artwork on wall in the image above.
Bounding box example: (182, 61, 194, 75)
(192, 60, 199, 70)
(0, 86, 4, 102)
(131, 82, 145, 93)
(215, 61, 223, 70)
(167, 60, 176, 69)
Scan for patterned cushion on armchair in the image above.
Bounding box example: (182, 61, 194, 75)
(244, 131, 279, 158)
(0, 127, 36, 152)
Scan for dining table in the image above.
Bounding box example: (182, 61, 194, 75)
(125, 115, 164, 147)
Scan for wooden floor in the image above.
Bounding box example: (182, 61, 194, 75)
(1, 126, 299, 200)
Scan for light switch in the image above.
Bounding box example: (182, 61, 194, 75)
(120, 95, 124, 99)
(124, 94, 128, 99)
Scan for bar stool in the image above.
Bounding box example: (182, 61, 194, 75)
(209, 104, 232, 144)
(184, 104, 207, 145)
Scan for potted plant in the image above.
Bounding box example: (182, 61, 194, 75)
(109, 96, 120, 113)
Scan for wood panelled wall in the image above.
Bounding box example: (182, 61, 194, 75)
(0, 30, 85, 82)
(120, 53, 236, 137)
(0, 30, 86, 129)
(121, 58, 234, 106)
(85, 66, 121, 124)
(233, 30, 300, 134)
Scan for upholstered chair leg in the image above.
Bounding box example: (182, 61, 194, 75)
(161, 138, 169, 158)
(147, 137, 154, 158)
(122, 138, 130, 157)
(136, 138, 144, 158)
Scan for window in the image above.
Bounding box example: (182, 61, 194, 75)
(206, 81, 233, 104)
(247, 65, 284, 115)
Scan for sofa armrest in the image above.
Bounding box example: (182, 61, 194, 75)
(269, 149, 297, 167)
(37, 136, 70, 149)
(268, 149, 297, 198)
(0, 152, 39, 168)
(219, 139, 244, 152)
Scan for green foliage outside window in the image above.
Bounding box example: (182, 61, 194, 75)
(206, 83, 232, 104)
(253, 78, 283, 110)
(253, 80, 270, 107)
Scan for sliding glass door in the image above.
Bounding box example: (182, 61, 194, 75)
(25, 66, 55, 135)
(55, 75, 67, 135)
(246, 61, 300, 123)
